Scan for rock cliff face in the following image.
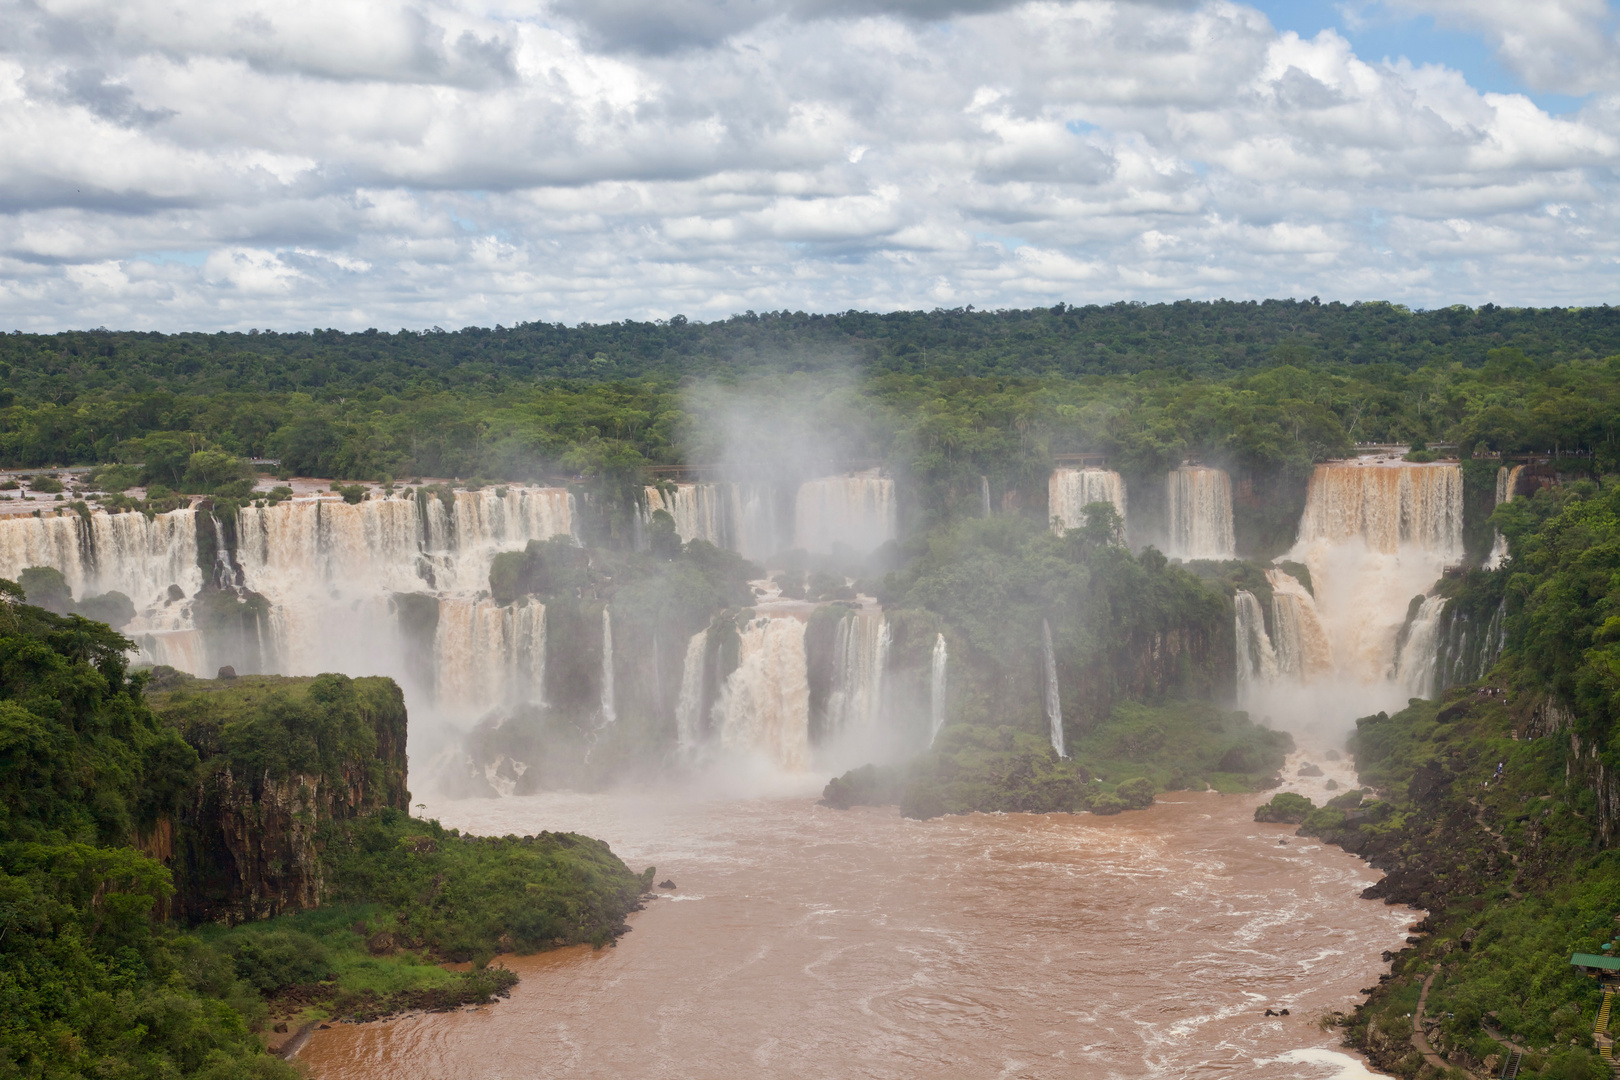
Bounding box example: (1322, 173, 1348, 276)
(146, 672, 410, 923)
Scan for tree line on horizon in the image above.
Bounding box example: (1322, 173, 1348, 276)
(0, 301, 1613, 543)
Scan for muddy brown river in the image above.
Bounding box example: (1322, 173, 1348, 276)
(303, 785, 1408, 1079)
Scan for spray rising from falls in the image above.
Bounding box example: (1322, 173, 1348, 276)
(929, 633, 948, 746)
(1048, 468, 1126, 536)
(1042, 619, 1064, 758)
(1167, 466, 1234, 560)
(794, 472, 897, 554)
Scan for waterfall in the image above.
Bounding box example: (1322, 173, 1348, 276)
(823, 611, 889, 740)
(433, 596, 547, 715)
(674, 629, 708, 753)
(1041, 619, 1064, 758)
(1048, 468, 1127, 536)
(1234, 590, 1278, 689)
(644, 483, 729, 546)
(1394, 596, 1447, 697)
(712, 616, 810, 771)
(980, 476, 991, 517)
(1296, 462, 1463, 557)
(1432, 599, 1507, 694)
(600, 607, 616, 724)
(1166, 466, 1234, 560)
(793, 472, 897, 554)
(727, 483, 780, 562)
(1487, 464, 1524, 568)
(1235, 457, 1470, 718)
(0, 485, 575, 715)
(928, 633, 948, 746)
(0, 506, 201, 608)
(1266, 570, 1334, 681)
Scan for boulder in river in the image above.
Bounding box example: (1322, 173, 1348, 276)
(1298, 763, 1324, 777)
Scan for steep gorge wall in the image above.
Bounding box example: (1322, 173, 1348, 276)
(147, 672, 410, 923)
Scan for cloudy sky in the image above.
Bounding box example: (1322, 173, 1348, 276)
(3, 0, 1618, 330)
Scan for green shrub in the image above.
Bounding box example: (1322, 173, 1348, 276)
(1116, 777, 1156, 809)
(225, 929, 336, 993)
(1254, 792, 1314, 823)
(1091, 793, 1126, 815)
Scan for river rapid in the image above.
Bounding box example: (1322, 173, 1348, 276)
(302, 780, 1411, 1080)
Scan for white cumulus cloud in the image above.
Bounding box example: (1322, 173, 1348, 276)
(0, 0, 1616, 329)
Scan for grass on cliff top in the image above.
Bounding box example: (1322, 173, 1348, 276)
(145, 670, 406, 784)
(826, 699, 1290, 818)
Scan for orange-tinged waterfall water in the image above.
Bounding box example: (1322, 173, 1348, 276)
(1047, 468, 1127, 535)
(1266, 570, 1335, 682)
(433, 597, 546, 713)
(712, 616, 811, 771)
(1166, 466, 1234, 560)
(644, 483, 729, 547)
(0, 505, 203, 606)
(300, 789, 1409, 1080)
(1238, 458, 1464, 731)
(1296, 462, 1462, 557)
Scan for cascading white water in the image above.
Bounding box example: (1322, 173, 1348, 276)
(1048, 468, 1127, 536)
(727, 484, 780, 562)
(1041, 619, 1064, 758)
(793, 472, 897, 554)
(434, 597, 548, 715)
(928, 633, 948, 746)
(0, 506, 206, 672)
(644, 483, 729, 547)
(1242, 458, 1466, 730)
(1234, 590, 1278, 691)
(980, 476, 991, 517)
(1395, 596, 1447, 698)
(600, 607, 616, 724)
(1166, 466, 1234, 560)
(1266, 569, 1334, 682)
(674, 629, 708, 753)
(236, 486, 572, 687)
(1296, 461, 1463, 557)
(0, 486, 574, 710)
(0, 506, 202, 607)
(1487, 464, 1525, 568)
(712, 616, 810, 771)
(824, 611, 889, 740)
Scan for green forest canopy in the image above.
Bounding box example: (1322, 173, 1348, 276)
(0, 302, 1615, 498)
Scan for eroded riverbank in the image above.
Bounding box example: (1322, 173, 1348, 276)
(302, 787, 1409, 1079)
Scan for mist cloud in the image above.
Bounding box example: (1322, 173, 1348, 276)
(1, 0, 1617, 330)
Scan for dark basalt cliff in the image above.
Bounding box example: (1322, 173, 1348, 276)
(144, 670, 410, 922)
